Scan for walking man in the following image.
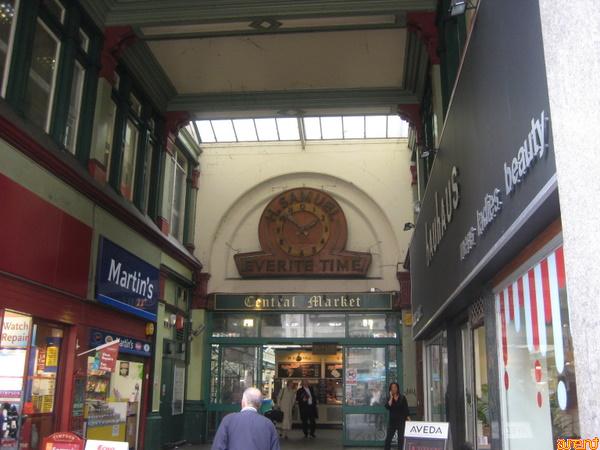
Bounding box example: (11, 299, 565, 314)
(296, 380, 318, 438)
(211, 387, 280, 450)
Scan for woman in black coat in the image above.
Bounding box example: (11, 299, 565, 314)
(384, 382, 410, 450)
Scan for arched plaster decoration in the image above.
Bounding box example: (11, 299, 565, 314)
(202, 172, 405, 293)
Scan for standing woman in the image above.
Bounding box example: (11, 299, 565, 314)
(384, 382, 410, 450)
(277, 380, 296, 439)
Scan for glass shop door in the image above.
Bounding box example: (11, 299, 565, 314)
(342, 346, 388, 447)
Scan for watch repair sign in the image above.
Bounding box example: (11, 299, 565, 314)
(234, 187, 371, 278)
(403, 421, 450, 450)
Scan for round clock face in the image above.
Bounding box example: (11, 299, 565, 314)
(275, 201, 331, 257)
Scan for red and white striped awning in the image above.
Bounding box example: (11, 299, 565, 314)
(495, 246, 566, 374)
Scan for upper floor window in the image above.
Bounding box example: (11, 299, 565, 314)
(23, 19, 60, 131)
(168, 149, 188, 241)
(107, 70, 161, 217)
(0, 0, 18, 94)
(120, 119, 139, 200)
(2, 0, 99, 156)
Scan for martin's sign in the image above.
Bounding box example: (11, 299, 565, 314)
(404, 421, 450, 450)
(90, 329, 152, 358)
(234, 188, 371, 278)
(96, 237, 159, 321)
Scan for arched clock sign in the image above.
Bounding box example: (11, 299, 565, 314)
(234, 188, 371, 278)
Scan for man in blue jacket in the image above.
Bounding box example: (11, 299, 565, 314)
(211, 387, 280, 450)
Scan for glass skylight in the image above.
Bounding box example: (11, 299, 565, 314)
(195, 114, 408, 144)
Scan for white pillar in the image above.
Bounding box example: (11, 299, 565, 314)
(538, 0, 600, 437)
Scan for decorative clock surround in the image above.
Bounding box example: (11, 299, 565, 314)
(234, 187, 371, 277)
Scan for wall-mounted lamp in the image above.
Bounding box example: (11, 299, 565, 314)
(449, 0, 475, 17)
(404, 222, 416, 231)
(420, 148, 437, 158)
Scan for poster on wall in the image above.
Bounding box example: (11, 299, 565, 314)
(172, 364, 185, 415)
(277, 363, 321, 379)
(346, 368, 357, 385)
(325, 364, 343, 379)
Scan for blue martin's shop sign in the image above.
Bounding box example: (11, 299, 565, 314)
(96, 237, 159, 321)
(90, 329, 152, 357)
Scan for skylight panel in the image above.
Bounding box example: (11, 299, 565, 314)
(196, 120, 216, 143)
(212, 119, 237, 142)
(387, 115, 408, 138)
(233, 119, 258, 141)
(276, 118, 300, 140)
(303, 117, 321, 139)
(365, 115, 387, 138)
(342, 116, 365, 138)
(321, 116, 343, 139)
(255, 118, 279, 140)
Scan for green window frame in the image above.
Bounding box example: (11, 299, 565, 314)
(4, 0, 101, 162)
(108, 68, 162, 218)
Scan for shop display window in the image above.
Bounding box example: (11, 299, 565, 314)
(495, 245, 579, 448)
(85, 356, 144, 449)
(344, 347, 386, 407)
(305, 314, 346, 338)
(348, 314, 397, 338)
(0, 311, 63, 450)
(425, 331, 448, 421)
(261, 314, 305, 338)
(211, 314, 258, 337)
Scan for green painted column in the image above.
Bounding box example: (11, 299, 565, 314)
(183, 400, 206, 443)
(144, 411, 163, 450)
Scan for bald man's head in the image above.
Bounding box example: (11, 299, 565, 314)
(241, 387, 262, 409)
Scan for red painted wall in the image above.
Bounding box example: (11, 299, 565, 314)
(0, 172, 92, 297)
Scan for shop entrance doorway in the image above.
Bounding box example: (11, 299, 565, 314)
(204, 310, 403, 447)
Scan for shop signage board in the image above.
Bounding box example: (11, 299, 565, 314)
(312, 343, 338, 355)
(214, 292, 392, 311)
(234, 187, 371, 277)
(403, 421, 450, 450)
(96, 237, 159, 322)
(93, 341, 119, 372)
(90, 329, 152, 358)
(84, 440, 128, 450)
(409, 0, 559, 337)
(277, 363, 321, 378)
(325, 363, 343, 379)
(1, 311, 31, 348)
(42, 432, 85, 450)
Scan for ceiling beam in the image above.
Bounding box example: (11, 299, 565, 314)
(104, 0, 436, 27)
(168, 88, 418, 116)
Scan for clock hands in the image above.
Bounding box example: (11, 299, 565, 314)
(281, 211, 304, 230)
(297, 218, 320, 237)
(282, 211, 321, 238)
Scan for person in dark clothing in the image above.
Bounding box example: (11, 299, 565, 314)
(296, 380, 318, 438)
(211, 387, 280, 450)
(384, 382, 410, 450)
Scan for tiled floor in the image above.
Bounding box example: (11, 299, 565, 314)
(183, 429, 381, 449)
